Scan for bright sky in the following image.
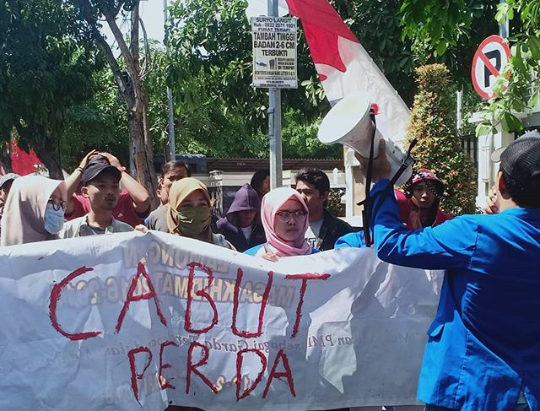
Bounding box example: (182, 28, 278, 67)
(100, 0, 166, 47)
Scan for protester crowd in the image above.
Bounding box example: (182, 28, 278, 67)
(1, 130, 539, 411)
(0, 151, 357, 252)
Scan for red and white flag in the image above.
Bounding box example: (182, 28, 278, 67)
(247, 0, 410, 141)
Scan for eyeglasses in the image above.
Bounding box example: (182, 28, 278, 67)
(276, 209, 307, 223)
(48, 196, 67, 211)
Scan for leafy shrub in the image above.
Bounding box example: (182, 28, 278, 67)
(405, 64, 477, 215)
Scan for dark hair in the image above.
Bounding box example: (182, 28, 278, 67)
(250, 169, 270, 192)
(501, 166, 540, 208)
(161, 160, 191, 177)
(295, 168, 330, 195)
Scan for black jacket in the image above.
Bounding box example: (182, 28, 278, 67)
(317, 209, 355, 251)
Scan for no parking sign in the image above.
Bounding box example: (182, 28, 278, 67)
(471, 35, 511, 100)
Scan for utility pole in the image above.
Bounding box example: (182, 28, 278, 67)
(164, 0, 176, 161)
(268, 0, 283, 189)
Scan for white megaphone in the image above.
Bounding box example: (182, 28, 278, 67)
(318, 92, 413, 186)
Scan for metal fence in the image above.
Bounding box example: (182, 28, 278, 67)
(461, 134, 478, 169)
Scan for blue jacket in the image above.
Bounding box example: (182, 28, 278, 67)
(335, 231, 366, 249)
(370, 180, 540, 411)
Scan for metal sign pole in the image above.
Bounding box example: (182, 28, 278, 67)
(268, 0, 283, 190)
(164, 0, 176, 161)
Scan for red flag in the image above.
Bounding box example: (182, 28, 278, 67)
(247, 0, 410, 140)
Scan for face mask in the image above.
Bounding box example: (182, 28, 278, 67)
(175, 206, 211, 238)
(44, 203, 65, 234)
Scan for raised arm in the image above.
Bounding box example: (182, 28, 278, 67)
(65, 149, 98, 214)
(100, 152, 151, 214)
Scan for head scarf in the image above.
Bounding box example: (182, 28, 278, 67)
(1, 175, 64, 246)
(405, 168, 445, 199)
(167, 177, 212, 241)
(261, 187, 312, 257)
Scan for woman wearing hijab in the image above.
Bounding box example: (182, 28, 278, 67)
(400, 168, 451, 229)
(167, 177, 233, 249)
(245, 186, 316, 260)
(1, 175, 67, 246)
(336, 168, 452, 249)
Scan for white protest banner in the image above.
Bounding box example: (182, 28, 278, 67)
(0, 231, 442, 411)
(252, 16, 298, 88)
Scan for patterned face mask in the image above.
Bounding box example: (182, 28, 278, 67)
(174, 206, 211, 238)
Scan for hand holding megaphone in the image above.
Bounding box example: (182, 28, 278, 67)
(317, 92, 413, 186)
(354, 139, 392, 182)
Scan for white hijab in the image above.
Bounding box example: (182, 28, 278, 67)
(1, 175, 63, 246)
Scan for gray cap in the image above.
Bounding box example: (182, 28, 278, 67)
(491, 130, 540, 162)
(0, 173, 20, 188)
(490, 130, 540, 186)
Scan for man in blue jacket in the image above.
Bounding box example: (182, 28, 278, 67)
(358, 132, 540, 411)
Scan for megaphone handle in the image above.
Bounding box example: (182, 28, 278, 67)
(362, 111, 377, 247)
(367, 138, 418, 237)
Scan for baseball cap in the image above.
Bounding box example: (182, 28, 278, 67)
(0, 173, 19, 189)
(81, 155, 121, 186)
(491, 130, 540, 186)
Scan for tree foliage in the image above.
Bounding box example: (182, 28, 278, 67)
(67, 0, 158, 201)
(398, 0, 540, 135)
(0, 0, 101, 177)
(405, 64, 477, 215)
(58, 67, 130, 170)
(476, 0, 540, 135)
(166, 0, 337, 159)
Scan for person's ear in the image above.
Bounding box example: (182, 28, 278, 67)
(497, 171, 506, 191)
(81, 186, 89, 198)
(496, 171, 510, 199)
(321, 190, 329, 203)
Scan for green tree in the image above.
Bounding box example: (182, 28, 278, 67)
(0, 0, 100, 178)
(58, 67, 130, 170)
(69, 0, 158, 198)
(167, 0, 333, 159)
(398, 0, 540, 135)
(405, 64, 477, 215)
(476, 0, 540, 134)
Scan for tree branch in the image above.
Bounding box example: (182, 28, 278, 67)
(131, 3, 140, 63)
(103, 4, 139, 84)
(139, 16, 152, 80)
(72, 0, 135, 109)
(101, 2, 143, 111)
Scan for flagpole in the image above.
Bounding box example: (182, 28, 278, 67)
(268, 0, 283, 190)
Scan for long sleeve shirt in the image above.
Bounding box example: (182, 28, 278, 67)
(369, 180, 540, 411)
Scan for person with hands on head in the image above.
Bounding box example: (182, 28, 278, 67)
(357, 133, 540, 411)
(65, 151, 151, 227)
(60, 155, 133, 237)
